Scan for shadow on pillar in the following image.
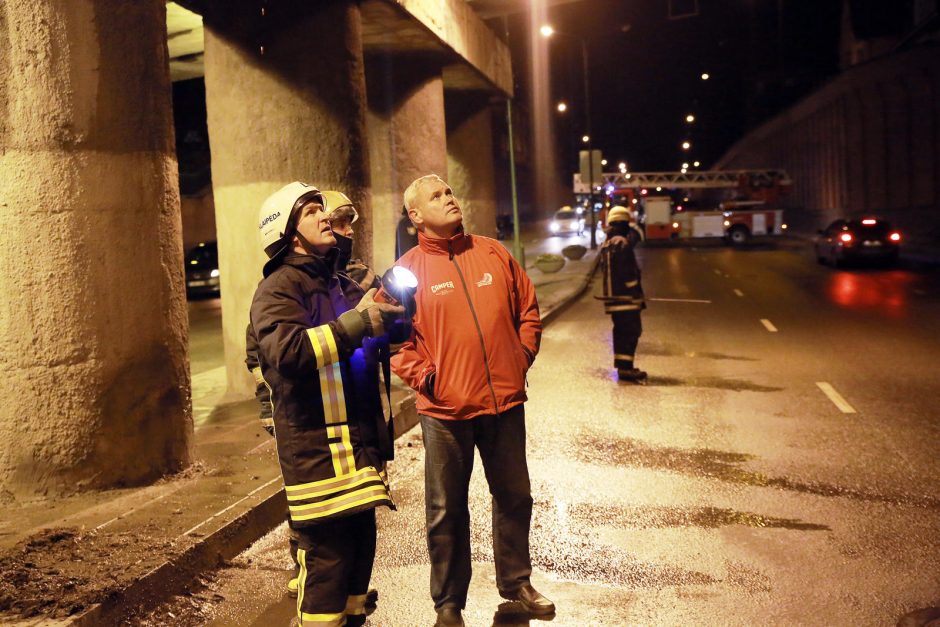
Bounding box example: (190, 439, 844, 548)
(445, 92, 499, 238)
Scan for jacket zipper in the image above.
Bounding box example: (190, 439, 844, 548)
(449, 244, 500, 414)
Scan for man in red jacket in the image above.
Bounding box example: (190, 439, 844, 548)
(391, 175, 554, 627)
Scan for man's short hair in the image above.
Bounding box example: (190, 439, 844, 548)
(403, 174, 444, 216)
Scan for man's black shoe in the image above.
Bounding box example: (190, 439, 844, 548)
(617, 367, 648, 383)
(500, 583, 556, 615)
(434, 607, 466, 627)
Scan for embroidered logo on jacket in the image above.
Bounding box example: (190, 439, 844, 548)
(431, 280, 455, 295)
(475, 272, 493, 288)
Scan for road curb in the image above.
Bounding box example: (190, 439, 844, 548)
(67, 259, 593, 625)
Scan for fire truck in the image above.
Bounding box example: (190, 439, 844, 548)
(573, 169, 791, 245)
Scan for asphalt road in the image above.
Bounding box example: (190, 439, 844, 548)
(161, 238, 940, 626)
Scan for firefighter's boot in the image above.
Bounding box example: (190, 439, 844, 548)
(617, 367, 648, 383)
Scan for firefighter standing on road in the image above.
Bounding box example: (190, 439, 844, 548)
(598, 205, 648, 382)
(250, 181, 403, 627)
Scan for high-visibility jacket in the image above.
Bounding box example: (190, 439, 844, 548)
(598, 223, 646, 314)
(391, 230, 541, 421)
(250, 252, 394, 528)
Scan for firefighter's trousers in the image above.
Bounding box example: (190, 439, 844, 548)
(420, 405, 533, 610)
(611, 310, 643, 370)
(295, 509, 376, 626)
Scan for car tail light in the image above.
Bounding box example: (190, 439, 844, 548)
(889, 232, 901, 242)
(839, 232, 853, 243)
(862, 218, 877, 225)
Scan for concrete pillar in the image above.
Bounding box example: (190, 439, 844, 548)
(202, 0, 371, 398)
(366, 55, 447, 271)
(0, 0, 191, 496)
(446, 93, 498, 239)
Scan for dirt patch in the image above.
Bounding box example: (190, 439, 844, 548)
(0, 526, 172, 619)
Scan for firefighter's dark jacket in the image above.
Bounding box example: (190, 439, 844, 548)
(598, 222, 646, 314)
(250, 251, 394, 528)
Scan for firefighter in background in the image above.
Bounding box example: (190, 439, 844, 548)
(598, 205, 648, 382)
(251, 182, 403, 627)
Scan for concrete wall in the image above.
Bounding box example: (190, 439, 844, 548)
(0, 0, 192, 496)
(717, 46, 940, 244)
(446, 93, 498, 238)
(203, 0, 372, 398)
(366, 55, 447, 272)
(181, 189, 217, 251)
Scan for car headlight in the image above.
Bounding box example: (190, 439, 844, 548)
(550, 222, 559, 233)
(210, 268, 220, 278)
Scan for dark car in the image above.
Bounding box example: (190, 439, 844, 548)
(815, 218, 901, 267)
(185, 241, 220, 297)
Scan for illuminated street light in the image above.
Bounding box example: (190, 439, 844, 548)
(582, 135, 590, 143)
(693, 161, 701, 167)
(685, 114, 695, 123)
(540, 24, 555, 38)
(682, 162, 689, 169)
(601, 159, 608, 166)
(701, 72, 710, 80)
(618, 162, 627, 170)
(681, 141, 691, 150)
(656, 186, 663, 192)
(681, 168, 688, 173)
(556, 101, 567, 113)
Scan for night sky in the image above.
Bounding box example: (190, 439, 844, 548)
(505, 0, 844, 174)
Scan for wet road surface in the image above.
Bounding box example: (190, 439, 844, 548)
(154, 240, 940, 626)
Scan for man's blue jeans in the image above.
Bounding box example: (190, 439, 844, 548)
(420, 404, 534, 610)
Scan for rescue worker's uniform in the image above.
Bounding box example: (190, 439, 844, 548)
(598, 206, 647, 382)
(251, 182, 396, 627)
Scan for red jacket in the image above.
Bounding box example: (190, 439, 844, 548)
(391, 230, 541, 420)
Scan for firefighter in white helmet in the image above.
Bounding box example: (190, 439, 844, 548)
(596, 205, 647, 382)
(250, 182, 403, 627)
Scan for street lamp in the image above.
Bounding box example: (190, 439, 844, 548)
(693, 160, 701, 167)
(682, 141, 691, 150)
(682, 162, 689, 169)
(685, 114, 695, 123)
(601, 159, 608, 166)
(540, 24, 555, 38)
(581, 134, 590, 143)
(557, 101, 567, 113)
(701, 72, 710, 80)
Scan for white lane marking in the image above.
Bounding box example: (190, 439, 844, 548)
(760, 319, 778, 332)
(816, 382, 857, 414)
(734, 289, 744, 297)
(647, 298, 712, 304)
(248, 438, 276, 455)
(95, 490, 176, 532)
(177, 476, 282, 541)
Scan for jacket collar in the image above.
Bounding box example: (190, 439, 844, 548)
(282, 248, 338, 278)
(417, 228, 470, 257)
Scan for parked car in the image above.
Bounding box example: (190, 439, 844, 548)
(549, 207, 585, 236)
(185, 241, 220, 297)
(815, 218, 901, 267)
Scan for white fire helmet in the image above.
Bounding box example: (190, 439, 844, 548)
(607, 205, 633, 224)
(320, 190, 359, 225)
(258, 181, 322, 276)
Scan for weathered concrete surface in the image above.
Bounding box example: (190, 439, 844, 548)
(446, 93, 498, 238)
(0, 0, 192, 496)
(717, 46, 940, 249)
(366, 55, 448, 271)
(202, 0, 372, 398)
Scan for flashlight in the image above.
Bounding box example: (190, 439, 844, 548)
(375, 266, 419, 307)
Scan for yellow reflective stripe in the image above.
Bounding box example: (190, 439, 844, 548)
(287, 472, 382, 502)
(300, 612, 344, 626)
(606, 304, 641, 312)
(290, 485, 391, 520)
(305, 324, 338, 368)
(614, 353, 635, 361)
(261, 417, 274, 428)
(625, 280, 639, 288)
(251, 366, 265, 386)
(296, 547, 307, 620)
(345, 593, 368, 615)
(285, 466, 378, 496)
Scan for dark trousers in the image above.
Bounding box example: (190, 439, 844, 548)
(420, 404, 533, 610)
(612, 310, 642, 370)
(295, 509, 376, 626)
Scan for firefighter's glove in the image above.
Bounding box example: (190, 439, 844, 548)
(607, 235, 628, 250)
(338, 288, 405, 344)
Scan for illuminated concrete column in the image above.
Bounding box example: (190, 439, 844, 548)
(366, 56, 447, 271)
(0, 0, 192, 496)
(446, 93, 498, 239)
(203, 0, 371, 397)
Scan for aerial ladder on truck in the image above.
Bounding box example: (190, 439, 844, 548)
(573, 169, 792, 245)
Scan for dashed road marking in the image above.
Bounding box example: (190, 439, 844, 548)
(648, 298, 712, 304)
(95, 489, 177, 531)
(248, 438, 276, 455)
(177, 476, 282, 542)
(760, 319, 778, 332)
(816, 382, 857, 414)
(734, 289, 744, 297)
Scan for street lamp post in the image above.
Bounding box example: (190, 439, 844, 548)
(580, 37, 598, 250)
